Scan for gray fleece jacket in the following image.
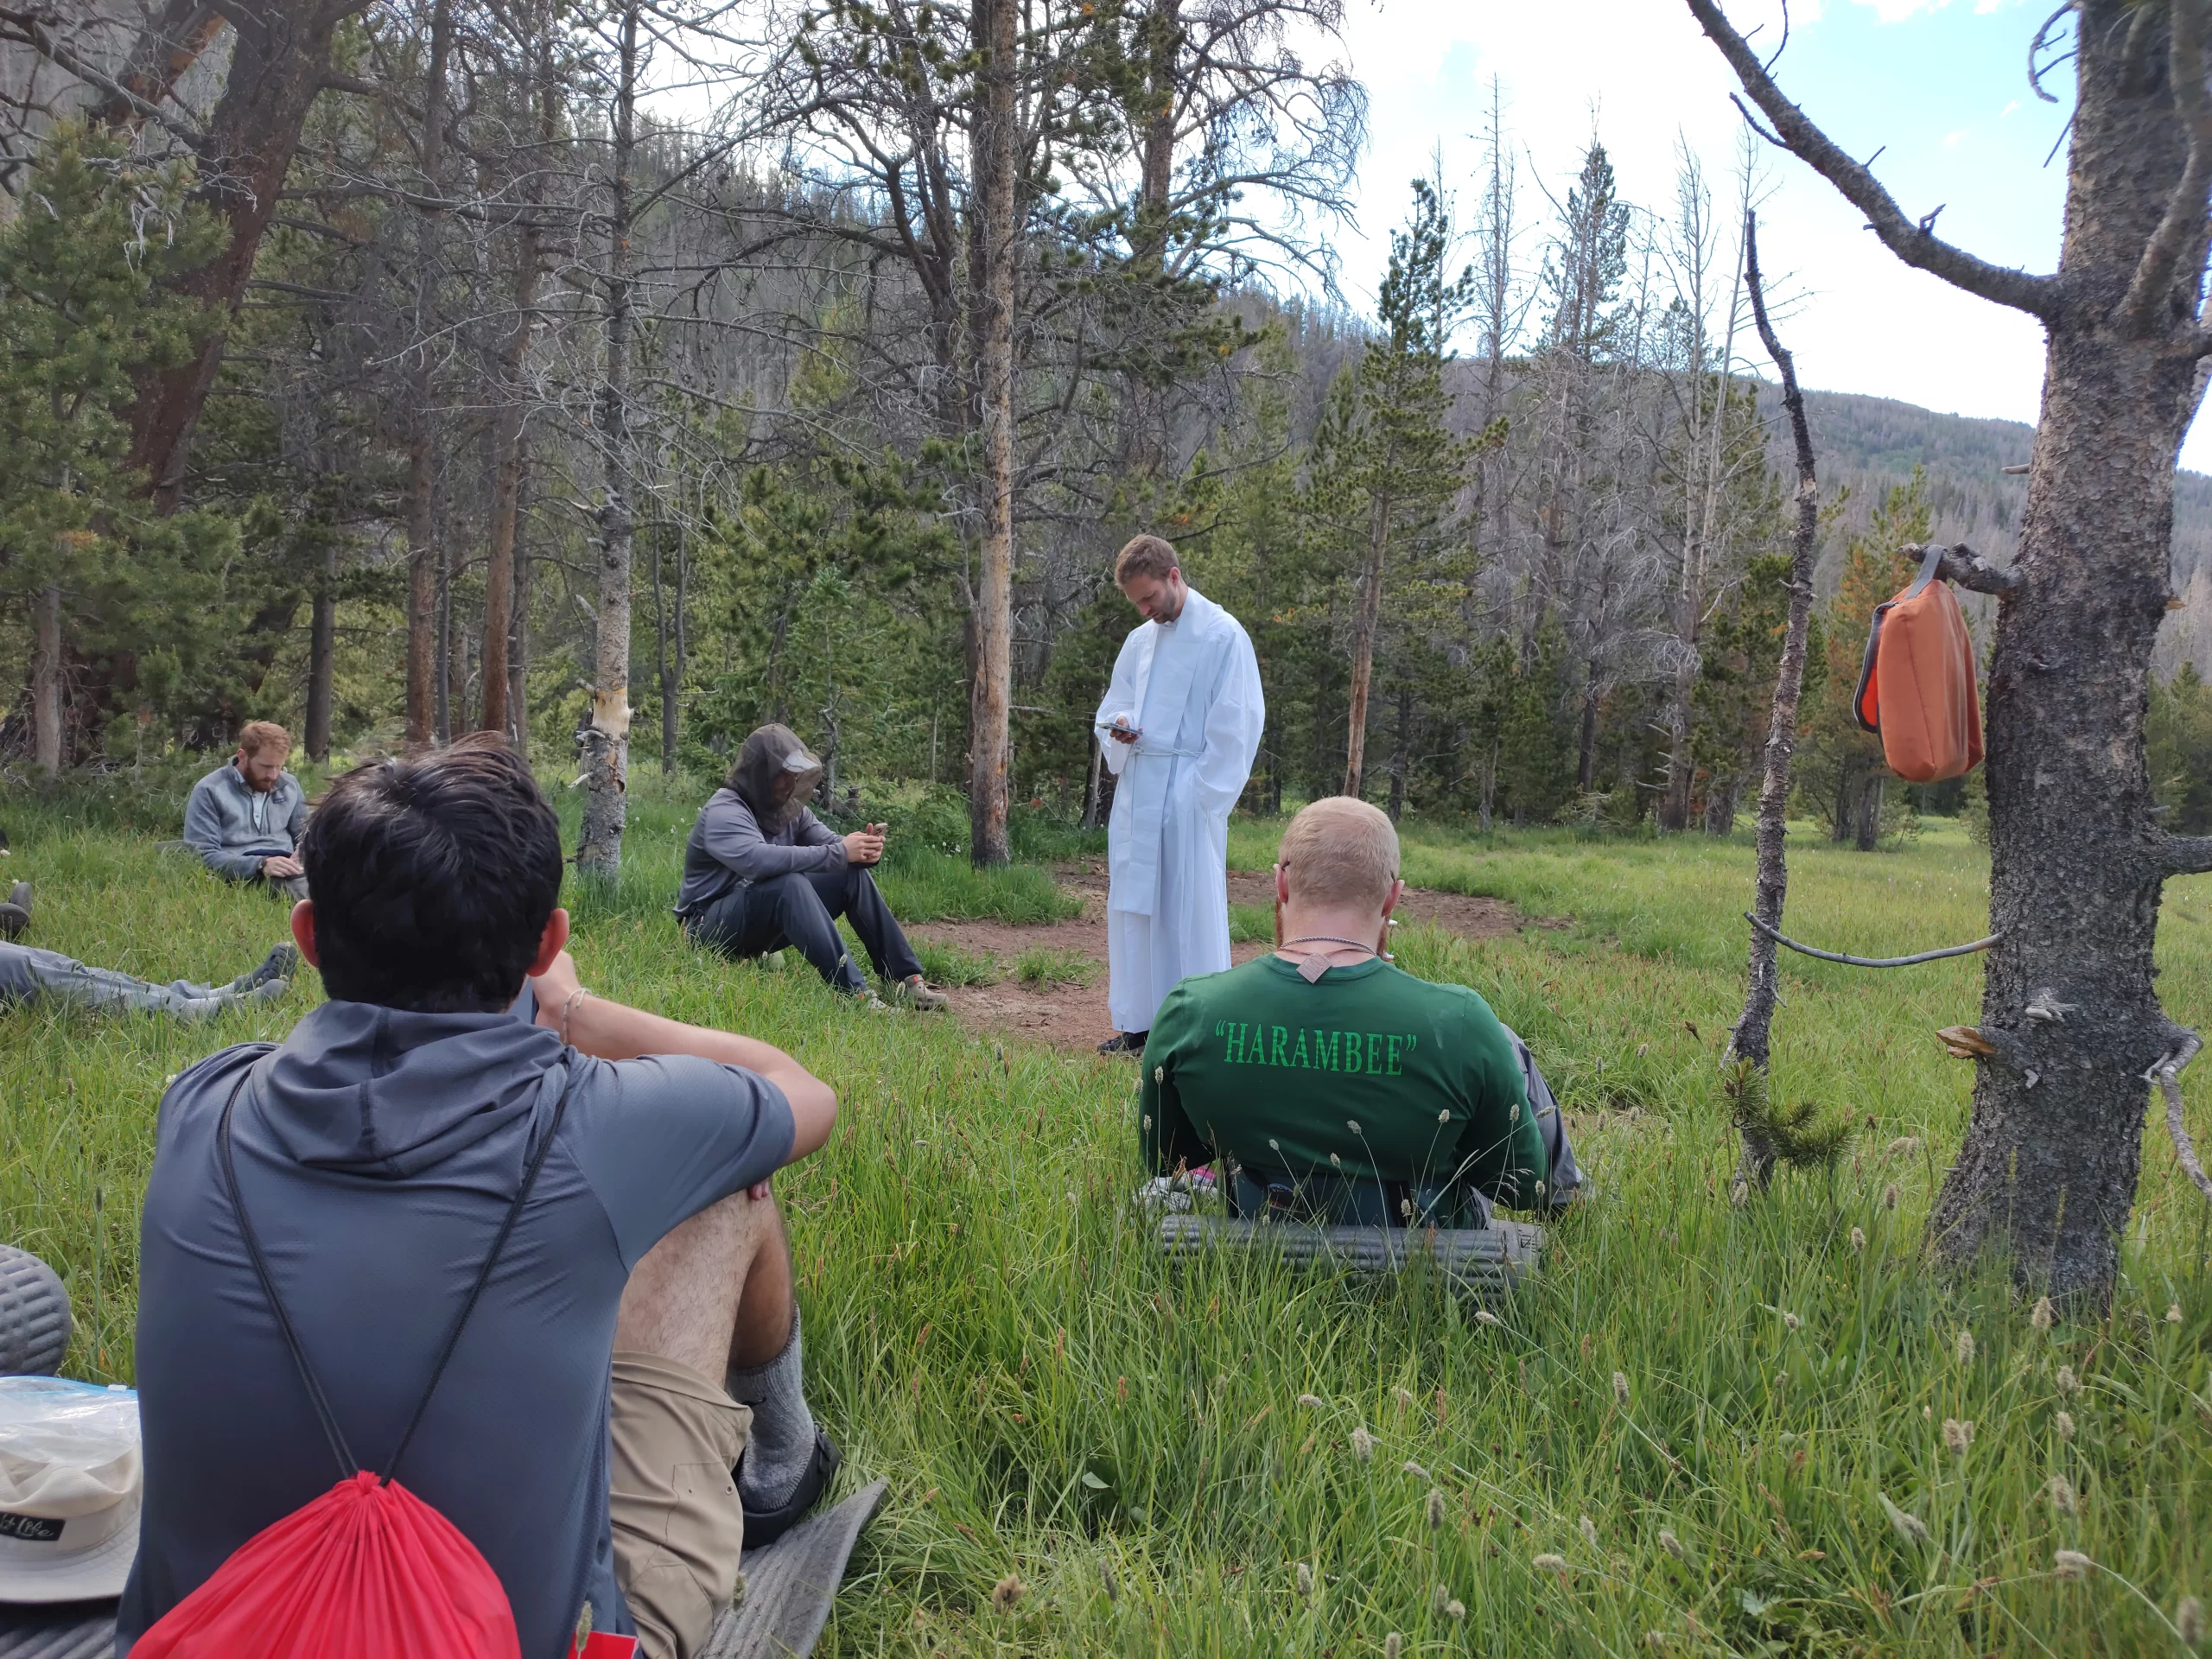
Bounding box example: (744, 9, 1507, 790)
(182, 760, 308, 880)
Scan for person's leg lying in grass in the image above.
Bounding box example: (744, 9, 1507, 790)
(121, 734, 840, 1659)
(1138, 797, 1556, 1228)
(675, 724, 944, 1010)
(0, 927, 293, 1020)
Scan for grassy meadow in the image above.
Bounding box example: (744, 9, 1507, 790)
(4, 776, 2211, 1655)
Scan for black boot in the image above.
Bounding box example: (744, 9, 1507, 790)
(0, 881, 29, 942)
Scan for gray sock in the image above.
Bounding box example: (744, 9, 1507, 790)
(727, 1308, 817, 1510)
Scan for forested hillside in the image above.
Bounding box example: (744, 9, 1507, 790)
(3, 1, 2209, 850)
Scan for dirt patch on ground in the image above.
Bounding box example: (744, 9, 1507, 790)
(908, 863, 1529, 1055)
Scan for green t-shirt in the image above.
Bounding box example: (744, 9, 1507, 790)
(1138, 953, 1549, 1211)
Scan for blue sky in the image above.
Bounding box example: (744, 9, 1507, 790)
(1324, 0, 2209, 467)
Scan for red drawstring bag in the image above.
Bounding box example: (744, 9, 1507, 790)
(1853, 543, 1985, 784)
(130, 1076, 570, 1659)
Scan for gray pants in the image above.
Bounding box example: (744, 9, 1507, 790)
(0, 944, 253, 1018)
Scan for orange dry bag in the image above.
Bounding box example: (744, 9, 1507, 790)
(1852, 543, 1984, 784)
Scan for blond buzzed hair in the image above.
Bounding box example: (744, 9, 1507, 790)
(1278, 797, 1400, 910)
(238, 720, 292, 759)
(1114, 533, 1179, 587)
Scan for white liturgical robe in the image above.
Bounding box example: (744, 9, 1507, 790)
(1093, 587, 1265, 1033)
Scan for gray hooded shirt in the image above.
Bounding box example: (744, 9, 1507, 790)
(118, 1000, 793, 1656)
(182, 760, 309, 880)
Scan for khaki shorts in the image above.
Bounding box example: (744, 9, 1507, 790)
(609, 1351, 753, 1659)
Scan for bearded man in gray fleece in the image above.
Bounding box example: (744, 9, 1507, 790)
(675, 726, 946, 1011)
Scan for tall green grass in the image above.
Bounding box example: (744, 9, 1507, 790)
(3, 798, 2208, 1654)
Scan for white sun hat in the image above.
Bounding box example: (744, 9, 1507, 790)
(0, 1375, 141, 1603)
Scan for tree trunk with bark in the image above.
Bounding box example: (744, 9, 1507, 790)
(1692, 0, 2212, 1301)
(31, 583, 62, 773)
(967, 0, 1018, 868)
(480, 45, 555, 741)
(1730, 214, 1821, 1193)
(576, 0, 640, 880)
(403, 0, 452, 748)
(1343, 491, 1389, 798)
(123, 0, 371, 504)
(306, 540, 336, 762)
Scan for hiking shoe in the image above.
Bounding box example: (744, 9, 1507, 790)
(882, 974, 949, 1012)
(0, 880, 28, 942)
(229, 942, 299, 994)
(1096, 1030, 1147, 1057)
(738, 1427, 841, 1550)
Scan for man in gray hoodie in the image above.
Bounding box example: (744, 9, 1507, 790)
(676, 724, 944, 1010)
(181, 721, 310, 899)
(123, 735, 842, 1659)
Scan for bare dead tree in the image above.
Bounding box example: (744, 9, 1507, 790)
(969, 0, 1018, 866)
(576, 0, 640, 879)
(1690, 0, 2212, 1302)
(1727, 211, 1820, 1196)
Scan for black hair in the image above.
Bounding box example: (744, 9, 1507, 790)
(299, 734, 563, 1012)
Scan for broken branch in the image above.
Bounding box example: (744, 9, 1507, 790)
(1904, 541, 2024, 596)
(1746, 912, 2002, 968)
(2161, 833, 2212, 875)
(1685, 0, 2059, 318)
(2145, 1031, 2212, 1205)
(2120, 0, 2212, 337)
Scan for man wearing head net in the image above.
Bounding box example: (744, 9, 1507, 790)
(675, 725, 947, 1010)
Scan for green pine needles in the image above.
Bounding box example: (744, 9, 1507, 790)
(1720, 1056, 1854, 1174)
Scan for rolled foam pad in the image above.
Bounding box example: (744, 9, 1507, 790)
(701, 1478, 888, 1659)
(0, 1248, 70, 1377)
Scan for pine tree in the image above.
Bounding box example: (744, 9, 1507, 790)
(0, 126, 231, 771)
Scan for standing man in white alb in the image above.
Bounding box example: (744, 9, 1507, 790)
(1092, 534, 1265, 1055)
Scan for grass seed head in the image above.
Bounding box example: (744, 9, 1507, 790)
(2049, 1474, 2078, 1516)
(1533, 1553, 1569, 1576)
(1658, 1529, 1684, 1559)
(1955, 1329, 1975, 1365)
(1879, 1492, 1929, 1544)
(1402, 1460, 1430, 1481)
(2031, 1294, 2055, 1331)
(1474, 1309, 1503, 1327)
(1296, 1561, 1314, 1598)
(1433, 1582, 1451, 1614)
(1886, 1135, 1919, 1156)
(1351, 1425, 1375, 1462)
(2177, 1594, 2204, 1645)
(1883, 1183, 1899, 1210)
(1580, 1515, 1599, 1549)
(992, 1573, 1027, 1611)
(1783, 1311, 1801, 1331)
(1395, 1386, 1415, 1413)
(2169, 1302, 2184, 1324)
(2056, 1364, 2081, 1395)
(2054, 1549, 2092, 1582)
(1298, 1393, 1325, 1409)
(1943, 1417, 1974, 1455)
(1613, 1370, 1630, 1407)
(1446, 1599, 1466, 1619)
(1384, 1636, 1402, 1659)
(1427, 1488, 1447, 1530)
(2056, 1409, 2076, 1440)
(1850, 1226, 1866, 1252)
(1101, 1560, 1118, 1602)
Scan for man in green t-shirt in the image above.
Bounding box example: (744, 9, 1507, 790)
(1137, 797, 1575, 1228)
